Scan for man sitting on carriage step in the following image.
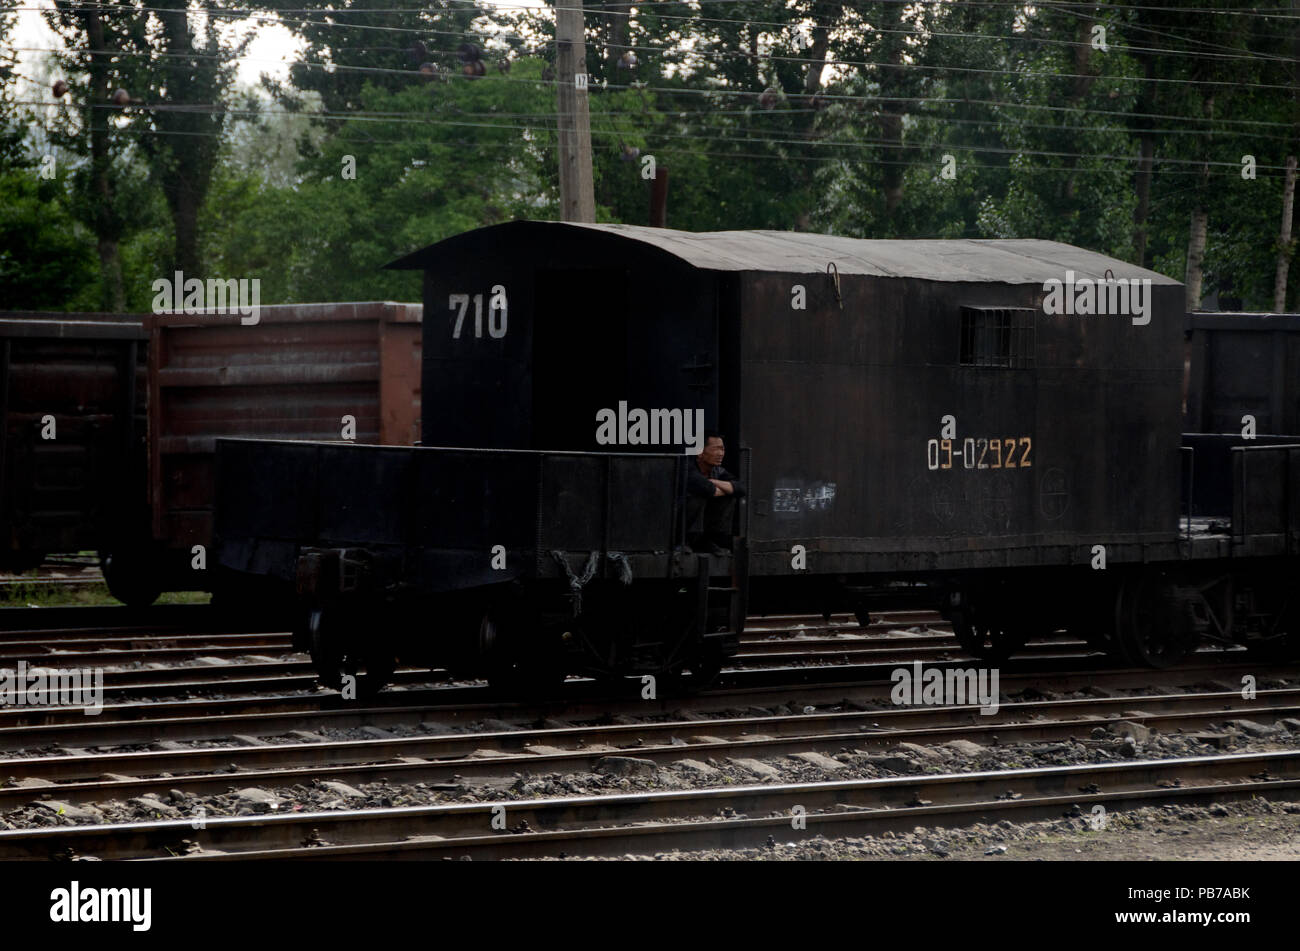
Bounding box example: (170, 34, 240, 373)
(685, 431, 745, 555)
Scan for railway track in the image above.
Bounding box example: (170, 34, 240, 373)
(0, 604, 271, 635)
(5, 750, 1297, 860)
(0, 655, 1281, 744)
(2, 682, 1296, 811)
(5, 631, 1087, 674)
(3, 605, 1294, 862)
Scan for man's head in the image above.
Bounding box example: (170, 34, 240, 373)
(699, 430, 725, 467)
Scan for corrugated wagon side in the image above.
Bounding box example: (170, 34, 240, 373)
(132, 301, 422, 603)
(0, 315, 148, 574)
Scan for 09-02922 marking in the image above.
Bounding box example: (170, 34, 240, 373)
(926, 436, 1032, 471)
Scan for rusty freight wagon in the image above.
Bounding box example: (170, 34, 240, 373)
(212, 223, 1300, 693)
(0, 314, 148, 576)
(118, 302, 423, 606)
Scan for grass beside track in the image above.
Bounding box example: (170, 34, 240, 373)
(0, 579, 209, 608)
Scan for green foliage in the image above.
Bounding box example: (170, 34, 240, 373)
(205, 59, 563, 301)
(0, 169, 97, 308)
(7, 1, 1300, 309)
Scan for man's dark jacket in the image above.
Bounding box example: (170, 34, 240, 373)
(687, 464, 746, 499)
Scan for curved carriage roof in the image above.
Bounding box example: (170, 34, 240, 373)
(387, 220, 1180, 285)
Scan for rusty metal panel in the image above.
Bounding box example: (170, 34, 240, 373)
(1184, 312, 1300, 435)
(0, 315, 147, 564)
(380, 317, 422, 444)
(147, 302, 421, 550)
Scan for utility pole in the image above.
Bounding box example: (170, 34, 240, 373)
(555, 0, 595, 222)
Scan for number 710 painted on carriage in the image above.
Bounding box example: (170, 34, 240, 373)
(449, 286, 509, 339)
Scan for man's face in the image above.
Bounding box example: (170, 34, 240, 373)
(701, 436, 725, 467)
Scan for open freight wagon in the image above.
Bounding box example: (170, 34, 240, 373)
(119, 301, 424, 605)
(0, 314, 147, 574)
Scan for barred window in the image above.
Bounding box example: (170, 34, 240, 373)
(959, 307, 1035, 368)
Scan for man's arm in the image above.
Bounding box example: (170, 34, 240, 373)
(715, 467, 746, 498)
(687, 466, 720, 498)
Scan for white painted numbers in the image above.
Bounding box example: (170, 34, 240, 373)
(449, 286, 508, 339)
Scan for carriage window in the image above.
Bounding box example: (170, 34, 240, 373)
(959, 307, 1035, 368)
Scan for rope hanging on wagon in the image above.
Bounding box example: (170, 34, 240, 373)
(551, 549, 601, 615)
(606, 551, 634, 585)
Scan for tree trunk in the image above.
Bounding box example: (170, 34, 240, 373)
(789, 2, 839, 231)
(877, 0, 906, 218)
(1185, 208, 1208, 310)
(1185, 90, 1215, 312)
(1131, 49, 1157, 266)
(1133, 135, 1154, 266)
(1274, 155, 1296, 312)
(169, 183, 202, 278)
(1061, 16, 1096, 202)
(602, 2, 629, 68)
(85, 10, 125, 310)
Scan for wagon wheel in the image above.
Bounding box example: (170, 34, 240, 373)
(1114, 574, 1197, 669)
(951, 608, 1027, 663)
(99, 548, 161, 608)
(666, 648, 725, 694)
(307, 605, 394, 697)
(1246, 590, 1300, 661)
(480, 612, 567, 696)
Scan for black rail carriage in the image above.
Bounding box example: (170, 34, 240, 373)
(1184, 311, 1300, 436)
(1182, 312, 1300, 528)
(213, 222, 1299, 690)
